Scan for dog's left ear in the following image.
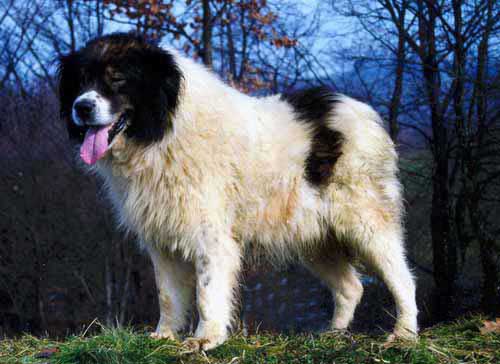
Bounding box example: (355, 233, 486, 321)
(126, 47, 182, 143)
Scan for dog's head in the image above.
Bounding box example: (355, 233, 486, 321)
(57, 33, 182, 165)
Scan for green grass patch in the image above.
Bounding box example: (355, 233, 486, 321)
(1, 316, 498, 364)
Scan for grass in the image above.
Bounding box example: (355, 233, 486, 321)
(1, 316, 498, 364)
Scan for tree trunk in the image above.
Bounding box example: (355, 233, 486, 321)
(202, 0, 213, 68)
(387, 0, 407, 142)
(118, 259, 132, 327)
(105, 256, 113, 327)
(30, 273, 42, 333)
(96, 0, 104, 36)
(473, 0, 498, 313)
(66, 0, 76, 52)
(226, 22, 237, 80)
(478, 239, 499, 312)
(430, 154, 453, 319)
(418, 0, 455, 319)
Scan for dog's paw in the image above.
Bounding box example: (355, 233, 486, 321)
(150, 329, 176, 341)
(385, 329, 418, 346)
(182, 337, 214, 352)
(182, 321, 228, 352)
(182, 335, 225, 352)
(324, 328, 351, 336)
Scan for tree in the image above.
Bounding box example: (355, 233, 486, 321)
(330, 0, 500, 318)
(103, 0, 307, 93)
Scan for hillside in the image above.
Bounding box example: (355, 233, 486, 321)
(1, 316, 499, 364)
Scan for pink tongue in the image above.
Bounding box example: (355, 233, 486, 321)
(80, 125, 113, 165)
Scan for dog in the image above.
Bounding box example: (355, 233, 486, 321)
(58, 33, 418, 350)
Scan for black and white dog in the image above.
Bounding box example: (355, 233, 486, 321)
(58, 33, 417, 351)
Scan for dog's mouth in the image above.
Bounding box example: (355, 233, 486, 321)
(80, 113, 130, 165)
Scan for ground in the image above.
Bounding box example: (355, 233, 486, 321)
(1, 316, 498, 364)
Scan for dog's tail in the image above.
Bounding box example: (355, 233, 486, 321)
(328, 94, 402, 212)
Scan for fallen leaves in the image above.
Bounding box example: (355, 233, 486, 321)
(480, 318, 500, 335)
(35, 347, 59, 359)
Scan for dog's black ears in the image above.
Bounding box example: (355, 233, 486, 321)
(125, 47, 182, 143)
(56, 35, 182, 144)
(57, 53, 86, 142)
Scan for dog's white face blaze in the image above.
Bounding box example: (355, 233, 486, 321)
(71, 90, 127, 165)
(72, 90, 117, 126)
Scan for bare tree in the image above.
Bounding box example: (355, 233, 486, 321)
(103, 0, 309, 92)
(330, 0, 500, 318)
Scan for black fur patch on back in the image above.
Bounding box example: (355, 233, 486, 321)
(281, 86, 343, 187)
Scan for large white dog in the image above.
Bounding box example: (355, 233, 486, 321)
(58, 33, 418, 350)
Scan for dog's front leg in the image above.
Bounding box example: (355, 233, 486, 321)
(183, 224, 241, 351)
(147, 246, 195, 340)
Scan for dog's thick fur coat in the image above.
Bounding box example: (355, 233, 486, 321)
(58, 34, 418, 351)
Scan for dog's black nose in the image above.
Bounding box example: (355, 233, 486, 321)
(74, 99, 95, 121)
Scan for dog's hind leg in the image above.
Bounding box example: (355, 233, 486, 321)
(304, 251, 364, 331)
(358, 226, 418, 340)
(147, 246, 195, 340)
